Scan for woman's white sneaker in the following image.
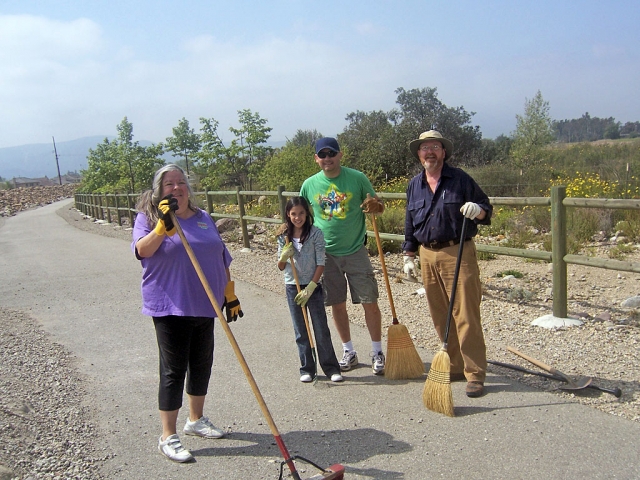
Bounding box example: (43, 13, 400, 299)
(158, 434, 193, 462)
(183, 416, 224, 439)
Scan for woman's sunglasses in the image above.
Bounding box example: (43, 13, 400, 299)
(317, 150, 338, 159)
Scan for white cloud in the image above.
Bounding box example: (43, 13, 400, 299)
(0, 14, 103, 61)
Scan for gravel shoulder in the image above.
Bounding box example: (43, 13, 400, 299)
(59, 205, 640, 423)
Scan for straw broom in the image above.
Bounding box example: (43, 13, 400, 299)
(422, 217, 469, 417)
(371, 214, 424, 379)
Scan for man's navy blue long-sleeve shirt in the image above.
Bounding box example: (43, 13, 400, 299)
(402, 163, 492, 253)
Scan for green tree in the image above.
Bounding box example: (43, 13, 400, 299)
(288, 129, 323, 148)
(393, 87, 483, 166)
(338, 110, 399, 183)
(80, 138, 120, 193)
(165, 117, 201, 176)
(259, 139, 319, 191)
(511, 90, 554, 170)
(604, 123, 621, 140)
(196, 110, 272, 190)
(477, 134, 513, 165)
(80, 117, 165, 193)
(338, 87, 483, 182)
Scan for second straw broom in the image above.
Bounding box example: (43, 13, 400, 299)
(370, 214, 424, 380)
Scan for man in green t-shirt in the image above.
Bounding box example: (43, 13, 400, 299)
(300, 137, 386, 375)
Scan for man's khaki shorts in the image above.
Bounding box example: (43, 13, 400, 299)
(323, 245, 379, 305)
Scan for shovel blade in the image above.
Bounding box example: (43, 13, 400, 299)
(558, 376, 592, 390)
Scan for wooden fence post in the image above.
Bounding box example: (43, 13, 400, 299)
(206, 190, 214, 215)
(551, 185, 568, 318)
(277, 185, 286, 222)
(237, 186, 251, 250)
(105, 194, 112, 224)
(127, 194, 134, 226)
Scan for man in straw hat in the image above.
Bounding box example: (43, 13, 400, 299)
(402, 130, 492, 397)
(300, 137, 387, 376)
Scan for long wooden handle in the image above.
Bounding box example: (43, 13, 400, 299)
(170, 212, 299, 476)
(507, 346, 554, 373)
(371, 214, 398, 323)
(285, 238, 315, 350)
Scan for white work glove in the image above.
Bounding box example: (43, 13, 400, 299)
(279, 242, 295, 263)
(294, 281, 317, 308)
(460, 202, 482, 220)
(403, 255, 417, 279)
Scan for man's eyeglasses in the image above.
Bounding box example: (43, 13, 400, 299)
(317, 150, 338, 159)
(419, 145, 441, 152)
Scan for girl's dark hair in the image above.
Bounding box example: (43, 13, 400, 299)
(285, 197, 313, 244)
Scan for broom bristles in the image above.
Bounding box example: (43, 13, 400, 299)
(422, 348, 455, 417)
(385, 323, 425, 380)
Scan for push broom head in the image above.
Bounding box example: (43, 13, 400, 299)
(422, 347, 455, 417)
(385, 323, 425, 380)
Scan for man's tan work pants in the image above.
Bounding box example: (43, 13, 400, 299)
(419, 240, 487, 383)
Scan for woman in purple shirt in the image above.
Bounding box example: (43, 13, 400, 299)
(132, 164, 241, 463)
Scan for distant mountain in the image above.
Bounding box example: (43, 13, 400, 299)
(0, 136, 111, 180)
(0, 137, 288, 180)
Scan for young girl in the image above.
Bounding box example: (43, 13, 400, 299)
(277, 197, 343, 383)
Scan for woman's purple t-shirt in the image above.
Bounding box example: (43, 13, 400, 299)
(132, 209, 232, 318)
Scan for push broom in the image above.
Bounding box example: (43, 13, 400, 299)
(422, 216, 469, 417)
(170, 213, 344, 480)
(286, 237, 319, 384)
(371, 214, 424, 379)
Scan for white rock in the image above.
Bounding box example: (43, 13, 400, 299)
(620, 296, 640, 308)
(531, 314, 583, 328)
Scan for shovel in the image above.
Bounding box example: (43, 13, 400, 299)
(488, 360, 622, 397)
(507, 347, 593, 391)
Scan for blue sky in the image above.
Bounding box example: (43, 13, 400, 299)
(1, 0, 638, 148)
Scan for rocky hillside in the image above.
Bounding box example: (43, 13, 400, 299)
(0, 185, 78, 217)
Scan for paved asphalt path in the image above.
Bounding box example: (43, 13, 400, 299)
(1, 200, 639, 479)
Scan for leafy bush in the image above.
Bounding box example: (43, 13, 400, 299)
(365, 207, 406, 255)
(496, 269, 524, 278)
(609, 243, 635, 260)
(506, 287, 535, 303)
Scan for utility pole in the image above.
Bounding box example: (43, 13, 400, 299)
(52, 136, 62, 185)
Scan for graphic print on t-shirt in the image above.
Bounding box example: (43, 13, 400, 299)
(316, 185, 349, 221)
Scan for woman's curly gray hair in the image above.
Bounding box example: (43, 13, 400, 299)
(135, 164, 198, 225)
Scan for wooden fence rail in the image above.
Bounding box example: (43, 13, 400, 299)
(75, 186, 640, 319)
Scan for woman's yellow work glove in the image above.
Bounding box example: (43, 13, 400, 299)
(154, 195, 178, 236)
(223, 281, 244, 322)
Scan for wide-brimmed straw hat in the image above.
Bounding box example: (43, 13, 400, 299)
(409, 130, 453, 161)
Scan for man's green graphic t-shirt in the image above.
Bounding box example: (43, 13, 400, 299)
(300, 167, 376, 256)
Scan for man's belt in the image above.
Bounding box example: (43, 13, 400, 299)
(421, 238, 469, 250)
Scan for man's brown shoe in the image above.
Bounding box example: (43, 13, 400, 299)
(466, 381, 484, 397)
(450, 372, 466, 382)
